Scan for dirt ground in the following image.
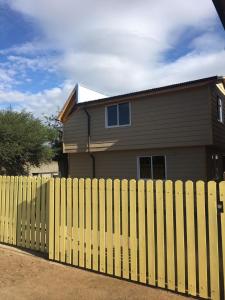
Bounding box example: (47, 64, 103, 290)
(0, 245, 194, 300)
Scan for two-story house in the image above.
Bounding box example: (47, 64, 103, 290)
(58, 76, 225, 181)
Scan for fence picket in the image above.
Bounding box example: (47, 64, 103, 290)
(49, 178, 54, 260)
(30, 177, 36, 250)
(185, 181, 196, 296)
(175, 180, 185, 293)
(46, 178, 50, 252)
(0, 177, 2, 242)
(36, 177, 41, 251)
(99, 179, 106, 273)
(26, 177, 31, 249)
(4, 176, 9, 243)
(196, 181, 208, 299)
(1, 177, 6, 243)
(114, 179, 121, 277)
(219, 181, 225, 300)
(66, 178, 72, 264)
(92, 179, 99, 271)
(146, 180, 155, 286)
(165, 180, 175, 291)
(12, 176, 18, 245)
(21, 176, 27, 247)
(54, 178, 60, 261)
(0, 177, 2, 241)
(130, 179, 138, 281)
(122, 179, 129, 279)
(138, 180, 146, 283)
(16, 177, 22, 246)
(5, 176, 10, 243)
(4, 177, 8, 242)
(85, 178, 91, 269)
(79, 178, 85, 267)
(208, 181, 220, 300)
(156, 180, 165, 288)
(40, 177, 47, 252)
(9, 177, 14, 244)
(72, 178, 79, 266)
(1, 176, 5, 242)
(106, 179, 113, 275)
(60, 178, 66, 263)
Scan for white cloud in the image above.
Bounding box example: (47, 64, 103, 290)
(7, 55, 56, 73)
(0, 40, 54, 56)
(0, 80, 74, 116)
(1, 0, 225, 114)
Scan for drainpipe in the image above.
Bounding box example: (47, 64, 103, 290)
(83, 108, 96, 178)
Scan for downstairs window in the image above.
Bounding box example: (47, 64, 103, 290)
(138, 156, 166, 180)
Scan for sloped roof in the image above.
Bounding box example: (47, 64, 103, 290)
(58, 84, 107, 122)
(58, 76, 224, 122)
(75, 76, 222, 108)
(213, 0, 225, 29)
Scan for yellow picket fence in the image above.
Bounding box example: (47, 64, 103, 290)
(1, 176, 225, 300)
(0, 176, 49, 253)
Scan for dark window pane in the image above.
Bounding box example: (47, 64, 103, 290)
(152, 156, 166, 180)
(139, 157, 152, 179)
(222, 156, 225, 172)
(217, 97, 223, 122)
(119, 102, 130, 125)
(107, 105, 118, 126)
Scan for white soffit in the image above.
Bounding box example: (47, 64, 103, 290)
(76, 84, 107, 103)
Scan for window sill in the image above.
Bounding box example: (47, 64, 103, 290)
(105, 123, 131, 129)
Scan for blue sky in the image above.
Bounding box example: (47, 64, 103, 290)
(0, 0, 225, 116)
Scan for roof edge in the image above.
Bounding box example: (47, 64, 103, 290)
(213, 0, 225, 29)
(57, 86, 77, 122)
(58, 76, 221, 122)
(77, 76, 219, 108)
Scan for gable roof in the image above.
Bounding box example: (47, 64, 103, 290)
(213, 0, 225, 29)
(58, 84, 107, 122)
(58, 76, 224, 122)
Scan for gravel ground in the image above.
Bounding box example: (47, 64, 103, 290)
(0, 244, 194, 300)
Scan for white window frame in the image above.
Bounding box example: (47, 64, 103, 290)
(137, 155, 167, 180)
(217, 97, 224, 123)
(105, 102, 131, 128)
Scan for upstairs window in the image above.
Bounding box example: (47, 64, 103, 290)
(138, 156, 166, 180)
(217, 97, 224, 123)
(106, 102, 130, 127)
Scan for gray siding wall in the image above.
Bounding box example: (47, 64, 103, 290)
(63, 108, 87, 152)
(68, 147, 207, 181)
(68, 153, 93, 178)
(211, 85, 225, 149)
(63, 86, 212, 153)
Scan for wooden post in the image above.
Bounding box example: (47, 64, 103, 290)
(48, 178, 54, 260)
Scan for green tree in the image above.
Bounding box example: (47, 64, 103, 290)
(44, 114, 68, 177)
(0, 110, 57, 175)
(43, 114, 63, 161)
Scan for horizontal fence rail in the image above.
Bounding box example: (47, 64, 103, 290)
(1, 175, 225, 300)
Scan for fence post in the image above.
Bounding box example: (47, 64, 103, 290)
(219, 181, 225, 300)
(13, 177, 18, 246)
(208, 181, 220, 300)
(48, 178, 54, 260)
(156, 180, 165, 288)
